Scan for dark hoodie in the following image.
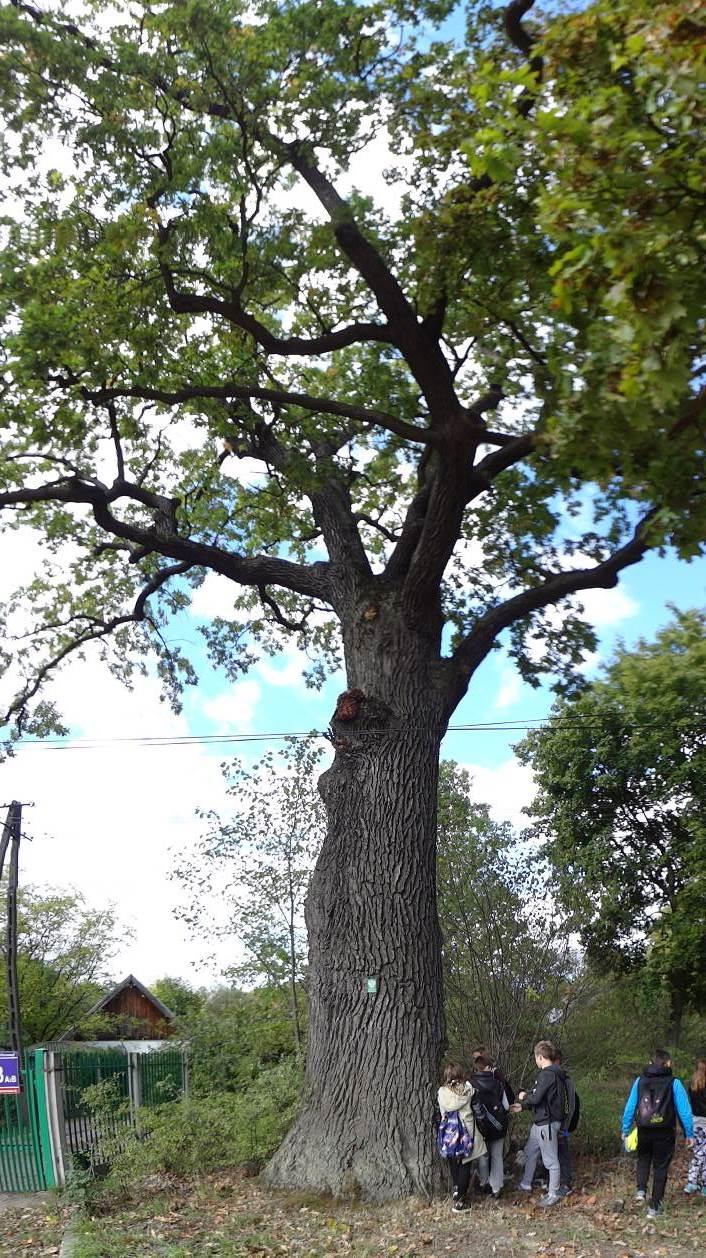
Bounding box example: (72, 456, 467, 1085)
(520, 1063, 567, 1126)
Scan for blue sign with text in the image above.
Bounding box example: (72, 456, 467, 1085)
(0, 1053, 21, 1094)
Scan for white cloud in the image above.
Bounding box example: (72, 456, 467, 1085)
(579, 586, 639, 627)
(188, 573, 243, 620)
(201, 680, 261, 731)
(461, 757, 536, 830)
(494, 666, 523, 711)
(3, 663, 234, 986)
(256, 641, 310, 691)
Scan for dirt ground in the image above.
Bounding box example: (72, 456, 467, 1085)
(4, 1151, 706, 1258)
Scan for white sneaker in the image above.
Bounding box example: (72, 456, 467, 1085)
(517, 1182, 533, 1192)
(635, 1189, 647, 1203)
(538, 1194, 560, 1208)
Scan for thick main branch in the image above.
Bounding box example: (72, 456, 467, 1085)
(0, 478, 330, 600)
(445, 510, 655, 711)
(84, 382, 434, 447)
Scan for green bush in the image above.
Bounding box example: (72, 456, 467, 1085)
(100, 1058, 302, 1196)
(572, 1074, 630, 1158)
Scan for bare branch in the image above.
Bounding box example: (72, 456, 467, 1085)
(158, 258, 394, 356)
(0, 477, 331, 600)
(503, 0, 544, 118)
(470, 432, 537, 489)
(107, 400, 125, 480)
(353, 512, 401, 544)
(504, 0, 539, 59)
(257, 586, 314, 633)
(279, 142, 460, 415)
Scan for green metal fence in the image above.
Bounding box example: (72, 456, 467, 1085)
(0, 1045, 187, 1190)
(61, 1049, 132, 1168)
(0, 1051, 51, 1192)
(58, 1046, 187, 1170)
(139, 1049, 185, 1107)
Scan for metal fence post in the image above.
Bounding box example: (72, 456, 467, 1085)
(43, 1050, 67, 1187)
(128, 1052, 142, 1117)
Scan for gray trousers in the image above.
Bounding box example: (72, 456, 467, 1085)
(477, 1137, 505, 1194)
(521, 1122, 561, 1196)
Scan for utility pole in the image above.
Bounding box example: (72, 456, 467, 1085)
(0, 801, 27, 1057)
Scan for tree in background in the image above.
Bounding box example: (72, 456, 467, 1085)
(519, 610, 706, 1042)
(182, 985, 301, 1098)
(0, 886, 129, 1045)
(0, 0, 704, 1195)
(173, 739, 325, 1057)
(151, 975, 207, 1022)
(437, 762, 575, 1081)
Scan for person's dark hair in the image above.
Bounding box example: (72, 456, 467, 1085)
(553, 1048, 563, 1064)
(442, 1061, 465, 1085)
(474, 1053, 494, 1070)
(652, 1048, 672, 1068)
(535, 1040, 555, 1061)
(471, 1045, 489, 1060)
(691, 1059, 706, 1093)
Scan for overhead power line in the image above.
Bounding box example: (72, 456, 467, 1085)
(8, 713, 704, 752)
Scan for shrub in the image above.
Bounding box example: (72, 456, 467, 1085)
(99, 1058, 302, 1197)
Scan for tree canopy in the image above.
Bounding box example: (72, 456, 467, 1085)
(518, 609, 706, 1038)
(0, 884, 129, 1045)
(437, 760, 575, 1078)
(173, 738, 324, 1055)
(0, 0, 703, 734)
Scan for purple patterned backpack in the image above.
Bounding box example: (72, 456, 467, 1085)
(436, 1109, 474, 1159)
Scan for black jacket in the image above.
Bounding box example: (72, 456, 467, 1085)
(521, 1063, 567, 1126)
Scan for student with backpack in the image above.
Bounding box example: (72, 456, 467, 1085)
(437, 1062, 488, 1212)
(684, 1058, 706, 1196)
(471, 1046, 516, 1104)
(511, 1040, 568, 1207)
(621, 1048, 694, 1218)
(553, 1048, 580, 1198)
(470, 1053, 512, 1200)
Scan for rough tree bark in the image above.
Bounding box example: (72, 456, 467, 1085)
(266, 605, 448, 1198)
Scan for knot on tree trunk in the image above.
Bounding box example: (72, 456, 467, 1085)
(328, 689, 398, 752)
(334, 688, 366, 722)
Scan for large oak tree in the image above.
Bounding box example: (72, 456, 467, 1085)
(0, 0, 704, 1197)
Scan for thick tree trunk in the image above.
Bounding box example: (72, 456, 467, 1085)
(265, 613, 447, 1200)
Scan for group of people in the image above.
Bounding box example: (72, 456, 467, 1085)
(437, 1040, 706, 1219)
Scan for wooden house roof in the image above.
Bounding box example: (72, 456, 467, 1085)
(59, 974, 176, 1041)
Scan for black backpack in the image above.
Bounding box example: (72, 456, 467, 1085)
(557, 1072, 579, 1132)
(470, 1075, 509, 1143)
(636, 1074, 675, 1130)
(567, 1087, 581, 1133)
